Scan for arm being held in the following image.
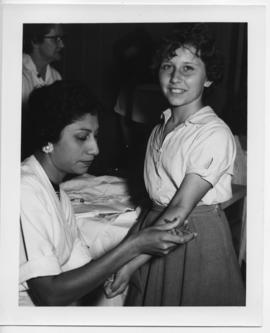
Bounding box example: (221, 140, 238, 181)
(27, 216, 188, 306)
(104, 173, 211, 298)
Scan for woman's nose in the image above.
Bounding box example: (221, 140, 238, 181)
(87, 138, 99, 156)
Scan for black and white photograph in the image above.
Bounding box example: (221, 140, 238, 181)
(0, 0, 268, 330)
(19, 21, 247, 307)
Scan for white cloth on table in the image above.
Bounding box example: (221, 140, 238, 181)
(61, 174, 138, 306)
(61, 174, 135, 213)
(75, 210, 138, 259)
(20, 155, 92, 306)
(61, 175, 138, 258)
(144, 106, 236, 206)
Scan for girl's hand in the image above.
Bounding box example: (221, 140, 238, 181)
(104, 265, 132, 298)
(167, 219, 192, 235)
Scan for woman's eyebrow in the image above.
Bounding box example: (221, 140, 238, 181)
(76, 128, 99, 135)
(75, 128, 92, 133)
(77, 127, 92, 130)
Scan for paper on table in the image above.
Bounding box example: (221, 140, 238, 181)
(72, 201, 135, 216)
(61, 174, 136, 215)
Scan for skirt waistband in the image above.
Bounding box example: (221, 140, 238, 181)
(151, 203, 222, 216)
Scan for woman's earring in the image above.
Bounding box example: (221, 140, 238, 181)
(204, 81, 212, 88)
(42, 142, 54, 154)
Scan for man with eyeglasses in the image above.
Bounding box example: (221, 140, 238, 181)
(22, 24, 64, 159)
(22, 23, 64, 107)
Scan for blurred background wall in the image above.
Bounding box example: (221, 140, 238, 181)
(49, 22, 247, 174)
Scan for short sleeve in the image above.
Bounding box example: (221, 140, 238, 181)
(186, 126, 236, 186)
(20, 182, 62, 285)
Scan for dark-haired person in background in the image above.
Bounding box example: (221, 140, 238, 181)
(21, 23, 64, 159)
(19, 80, 196, 306)
(22, 23, 64, 107)
(105, 23, 245, 306)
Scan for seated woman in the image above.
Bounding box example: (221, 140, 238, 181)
(19, 80, 196, 306)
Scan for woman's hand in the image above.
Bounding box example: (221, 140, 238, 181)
(103, 219, 197, 299)
(132, 218, 197, 256)
(104, 264, 132, 299)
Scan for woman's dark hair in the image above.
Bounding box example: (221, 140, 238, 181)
(28, 80, 102, 150)
(23, 24, 59, 54)
(152, 23, 224, 84)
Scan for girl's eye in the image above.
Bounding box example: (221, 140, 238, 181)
(183, 65, 194, 72)
(160, 63, 172, 71)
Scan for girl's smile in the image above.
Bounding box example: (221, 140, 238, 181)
(159, 45, 212, 118)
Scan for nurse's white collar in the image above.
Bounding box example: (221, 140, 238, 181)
(162, 106, 217, 125)
(23, 53, 39, 74)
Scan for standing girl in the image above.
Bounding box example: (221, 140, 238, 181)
(105, 23, 245, 306)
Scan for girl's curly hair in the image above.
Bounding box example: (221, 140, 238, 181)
(152, 23, 224, 84)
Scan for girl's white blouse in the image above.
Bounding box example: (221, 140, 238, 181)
(144, 106, 236, 207)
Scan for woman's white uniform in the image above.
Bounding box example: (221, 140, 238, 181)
(19, 155, 92, 306)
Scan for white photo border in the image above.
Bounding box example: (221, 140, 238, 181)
(0, 2, 266, 327)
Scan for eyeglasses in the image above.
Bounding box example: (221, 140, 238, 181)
(44, 35, 65, 44)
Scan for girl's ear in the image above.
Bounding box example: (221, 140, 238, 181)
(204, 81, 212, 88)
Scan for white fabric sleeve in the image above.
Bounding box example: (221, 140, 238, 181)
(186, 126, 236, 186)
(60, 190, 93, 270)
(20, 183, 62, 285)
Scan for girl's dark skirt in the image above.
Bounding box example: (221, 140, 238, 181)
(125, 204, 246, 306)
